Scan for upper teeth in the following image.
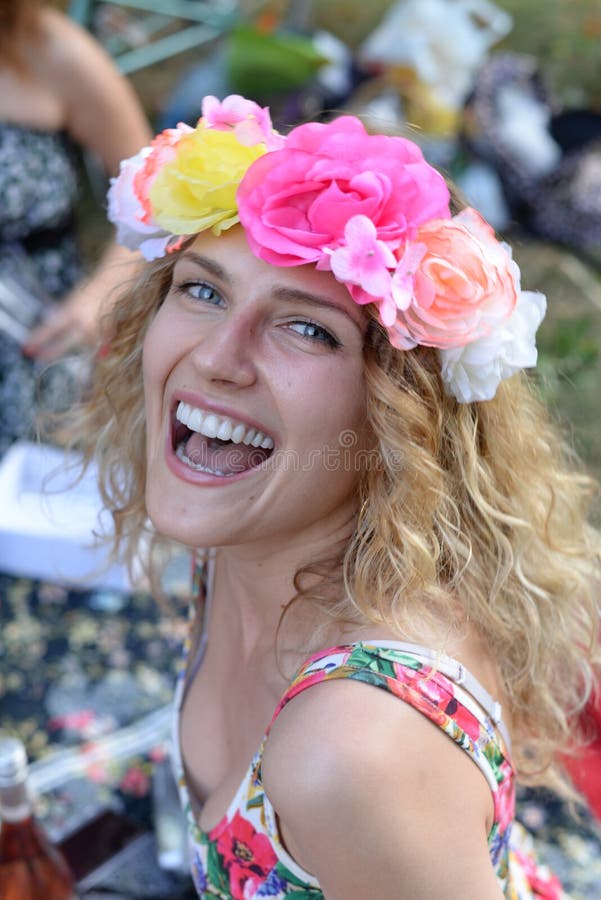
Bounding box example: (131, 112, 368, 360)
(176, 402, 274, 450)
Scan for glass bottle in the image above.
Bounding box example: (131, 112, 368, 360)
(0, 735, 74, 900)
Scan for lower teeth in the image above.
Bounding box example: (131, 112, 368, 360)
(176, 444, 234, 477)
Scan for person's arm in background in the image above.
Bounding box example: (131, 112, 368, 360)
(24, 7, 152, 361)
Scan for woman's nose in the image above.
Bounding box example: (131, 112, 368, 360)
(189, 313, 258, 387)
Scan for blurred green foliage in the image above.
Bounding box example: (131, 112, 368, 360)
(519, 247, 601, 475)
(537, 318, 601, 473)
(495, 0, 601, 108)
(227, 25, 327, 96)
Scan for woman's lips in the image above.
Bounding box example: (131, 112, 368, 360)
(165, 395, 275, 484)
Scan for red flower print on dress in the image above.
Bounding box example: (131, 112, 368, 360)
(391, 664, 481, 742)
(495, 761, 516, 833)
(391, 661, 424, 688)
(387, 678, 448, 729)
(443, 695, 481, 743)
(419, 672, 453, 707)
(513, 847, 564, 899)
(215, 811, 278, 899)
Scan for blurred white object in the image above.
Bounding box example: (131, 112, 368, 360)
(0, 441, 137, 590)
(456, 161, 511, 230)
(361, 90, 406, 130)
(313, 30, 352, 97)
(152, 755, 189, 874)
(496, 86, 562, 179)
(359, 0, 513, 110)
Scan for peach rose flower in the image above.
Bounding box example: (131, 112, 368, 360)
(390, 208, 518, 350)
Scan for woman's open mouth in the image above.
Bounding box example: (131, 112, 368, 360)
(172, 401, 275, 477)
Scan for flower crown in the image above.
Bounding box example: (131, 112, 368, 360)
(108, 94, 546, 404)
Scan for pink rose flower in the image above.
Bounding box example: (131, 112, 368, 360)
(201, 94, 284, 150)
(390, 208, 518, 350)
(237, 116, 450, 267)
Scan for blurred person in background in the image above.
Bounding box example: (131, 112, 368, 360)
(0, 0, 151, 456)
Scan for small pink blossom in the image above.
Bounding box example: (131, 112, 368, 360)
(373, 240, 428, 328)
(201, 94, 284, 149)
(329, 215, 395, 298)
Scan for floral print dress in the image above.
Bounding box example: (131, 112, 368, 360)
(173, 585, 566, 899)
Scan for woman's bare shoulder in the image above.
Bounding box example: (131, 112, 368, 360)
(34, 7, 150, 170)
(37, 7, 99, 53)
(261, 677, 500, 899)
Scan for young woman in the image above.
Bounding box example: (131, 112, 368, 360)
(0, 0, 150, 455)
(69, 95, 600, 898)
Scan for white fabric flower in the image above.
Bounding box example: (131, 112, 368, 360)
(439, 289, 547, 403)
(107, 148, 172, 261)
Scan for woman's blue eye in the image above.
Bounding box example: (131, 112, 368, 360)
(290, 320, 340, 348)
(176, 281, 223, 305)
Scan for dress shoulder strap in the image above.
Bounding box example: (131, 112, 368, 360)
(261, 641, 517, 877)
(175, 551, 216, 698)
(269, 641, 512, 777)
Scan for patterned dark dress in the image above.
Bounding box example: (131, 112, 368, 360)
(0, 123, 81, 458)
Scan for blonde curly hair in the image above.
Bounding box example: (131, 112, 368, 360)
(63, 245, 601, 792)
(351, 317, 601, 786)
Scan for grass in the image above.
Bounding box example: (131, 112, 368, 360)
(510, 239, 601, 477)
(495, 0, 601, 108)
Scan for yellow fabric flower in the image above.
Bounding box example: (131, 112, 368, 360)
(149, 124, 266, 236)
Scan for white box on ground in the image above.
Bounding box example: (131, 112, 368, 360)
(0, 441, 135, 591)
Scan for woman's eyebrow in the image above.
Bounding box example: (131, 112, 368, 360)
(177, 251, 229, 281)
(273, 287, 365, 331)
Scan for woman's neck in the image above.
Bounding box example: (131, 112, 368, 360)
(207, 522, 351, 659)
